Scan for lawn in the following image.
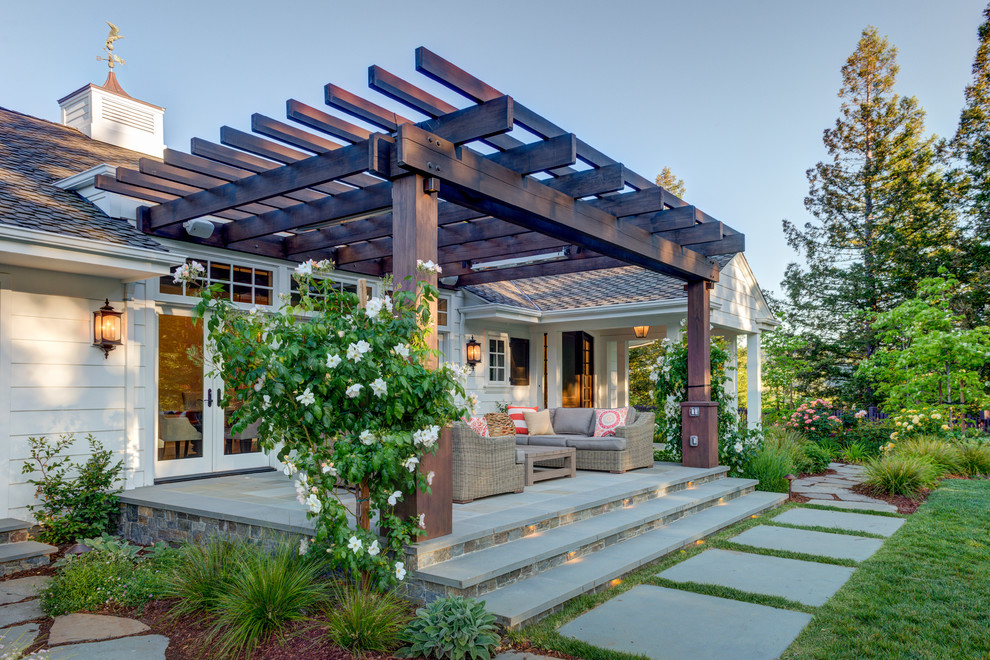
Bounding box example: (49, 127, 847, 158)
(782, 478, 990, 659)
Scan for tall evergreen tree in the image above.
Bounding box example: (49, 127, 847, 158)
(655, 166, 686, 198)
(952, 3, 990, 325)
(781, 26, 958, 405)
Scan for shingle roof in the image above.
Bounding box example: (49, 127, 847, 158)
(465, 255, 735, 311)
(0, 107, 167, 251)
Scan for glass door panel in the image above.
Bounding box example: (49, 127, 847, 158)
(156, 314, 209, 477)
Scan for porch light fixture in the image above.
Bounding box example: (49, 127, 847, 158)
(93, 299, 123, 359)
(633, 325, 650, 338)
(465, 336, 482, 366)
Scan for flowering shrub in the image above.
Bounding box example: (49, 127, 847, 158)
(649, 331, 736, 464)
(718, 427, 762, 476)
(782, 398, 843, 443)
(185, 260, 469, 588)
(888, 406, 952, 441)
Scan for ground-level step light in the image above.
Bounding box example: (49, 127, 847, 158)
(93, 299, 123, 359)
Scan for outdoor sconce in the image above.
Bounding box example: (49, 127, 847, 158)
(465, 336, 482, 366)
(93, 299, 123, 359)
(633, 325, 650, 338)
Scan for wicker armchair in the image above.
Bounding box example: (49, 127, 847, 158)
(452, 422, 525, 503)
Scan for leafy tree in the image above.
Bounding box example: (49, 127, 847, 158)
(856, 271, 990, 418)
(628, 340, 663, 407)
(952, 2, 990, 326)
(655, 166, 686, 198)
(781, 26, 959, 405)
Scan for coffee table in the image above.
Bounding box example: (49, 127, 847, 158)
(520, 445, 577, 486)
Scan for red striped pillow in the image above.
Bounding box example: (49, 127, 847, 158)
(506, 406, 539, 434)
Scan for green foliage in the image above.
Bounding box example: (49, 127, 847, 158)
(41, 543, 181, 616)
(956, 440, 990, 475)
(863, 454, 939, 497)
(805, 442, 835, 472)
(743, 444, 794, 493)
(627, 340, 663, 408)
(208, 543, 329, 658)
(164, 538, 255, 617)
(323, 583, 411, 655)
(717, 427, 762, 477)
(655, 166, 686, 198)
(895, 436, 965, 475)
(840, 442, 869, 463)
(398, 596, 500, 660)
(186, 259, 469, 588)
(21, 434, 123, 544)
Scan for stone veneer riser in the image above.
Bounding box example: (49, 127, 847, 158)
(0, 555, 49, 578)
(117, 504, 306, 551)
(407, 469, 728, 572)
(405, 482, 756, 601)
(0, 530, 30, 545)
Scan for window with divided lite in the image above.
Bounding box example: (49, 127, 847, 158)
(161, 259, 273, 305)
(489, 335, 506, 383)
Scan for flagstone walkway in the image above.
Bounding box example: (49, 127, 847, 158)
(0, 576, 168, 659)
(791, 462, 896, 512)
(557, 504, 904, 660)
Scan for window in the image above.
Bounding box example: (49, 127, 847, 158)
(289, 277, 371, 307)
(510, 338, 530, 386)
(161, 259, 273, 305)
(488, 334, 507, 383)
(437, 297, 449, 328)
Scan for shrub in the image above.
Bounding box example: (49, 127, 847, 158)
(323, 583, 411, 654)
(864, 454, 939, 497)
(841, 442, 869, 464)
(208, 543, 329, 658)
(165, 537, 255, 617)
(956, 440, 990, 476)
(743, 444, 793, 493)
(21, 434, 123, 544)
(398, 596, 500, 660)
(41, 542, 180, 616)
(803, 442, 834, 473)
(896, 437, 965, 476)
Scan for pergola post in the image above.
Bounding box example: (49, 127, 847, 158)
(681, 280, 718, 468)
(391, 173, 452, 540)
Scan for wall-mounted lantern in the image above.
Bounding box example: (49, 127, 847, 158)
(465, 336, 482, 366)
(633, 325, 650, 339)
(93, 299, 123, 359)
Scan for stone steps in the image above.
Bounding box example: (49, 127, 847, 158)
(0, 540, 57, 578)
(478, 491, 786, 628)
(0, 519, 31, 545)
(416, 478, 758, 596)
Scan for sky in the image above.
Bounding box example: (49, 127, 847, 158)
(1, 0, 986, 292)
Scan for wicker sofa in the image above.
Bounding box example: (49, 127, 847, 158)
(451, 422, 525, 503)
(519, 407, 655, 474)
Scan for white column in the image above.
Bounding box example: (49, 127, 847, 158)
(547, 330, 563, 408)
(607, 341, 618, 407)
(725, 335, 738, 415)
(746, 332, 762, 429)
(666, 323, 681, 343)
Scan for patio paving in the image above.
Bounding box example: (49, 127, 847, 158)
(773, 508, 905, 537)
(730, 525, 884, 561)
(657, 548, 855, 606)
(558, 585, 812, 660)
(47, 634, 170, 659)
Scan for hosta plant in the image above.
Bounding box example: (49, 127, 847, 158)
(398, 596, 500, 660)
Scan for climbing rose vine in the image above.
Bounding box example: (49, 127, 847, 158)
(185, 260, 469, 588)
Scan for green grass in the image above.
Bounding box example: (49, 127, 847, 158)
(781, 479, 990, 659)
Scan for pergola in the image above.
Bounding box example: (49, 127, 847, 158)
(96, 47, 744, 537)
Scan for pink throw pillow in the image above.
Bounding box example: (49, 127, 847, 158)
(593, 408, 629, 437)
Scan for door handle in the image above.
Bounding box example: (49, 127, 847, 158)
(206, 388, 213, 408)
(216, 387, 222, 406)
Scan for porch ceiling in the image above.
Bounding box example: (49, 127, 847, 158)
(95, 47, 745, 286)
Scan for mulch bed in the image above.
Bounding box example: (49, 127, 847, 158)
(851, 483, 929, 514)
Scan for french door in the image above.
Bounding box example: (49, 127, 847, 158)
(155, 311, 268, 479)
(561, 331, 595, 408)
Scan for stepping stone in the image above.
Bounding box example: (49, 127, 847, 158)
(775, 508, 905, 537)
(833, 492, 891, 504)
(494, 653, 557, 660)
(0, 599, 43, 627)
(0, 576, 51, 605)
(731, 525, 883, 562)
(657, 548, 855, 606)
(806, 499, 898, 513)
(558, 585, 811, 660)
(47, 634, 169, 660)
(0, 622, 39, 653)
(49, 613, 151, 645)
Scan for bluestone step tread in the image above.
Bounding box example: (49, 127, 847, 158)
(0, 542, 57, 563)
(417, 478, 758, 588)
(0, 520, 30, 534)
(480, 491, 786, 627)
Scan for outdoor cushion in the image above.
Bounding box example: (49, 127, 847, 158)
(514, 435, 529, 445)
(515, 448, 525, 464)
(593, 408, 629, 437)
(625, 406, 637, 425)
(484, 413, 516, 437)
(552, 407, 595, 436)
(526, 435, 571, 448)
(467, 416, 489, 437)
(507, 405, 539, 434)
(565, 436, 627, 451)
(523, 409, 555, 436)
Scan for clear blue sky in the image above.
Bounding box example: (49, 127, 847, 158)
(3, 0, 985, 292)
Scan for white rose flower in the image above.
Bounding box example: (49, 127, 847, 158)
(299, 538, 310, 555)
(395, 561, 406, 580)
(296, 387, 316, 406)
(371, 378, 387, 397)
(346, 343, 363, 362)
(427, 471, 435, 486)
(418, 513, 426, 529)
(346, 384, 363, 398)
(262, 394, 271, 410)
(365, 297, 384, 320)
(305, 493, 322, 514)
(413, 426, 440, 447)
(347, 536, 363, 553)
(734, 442, 744, 453)
(387, 490, 402, 506)
(359, 430, 375, 445)
(368, 540, 380, 556)
(326, 354, 342, 369)
(295, 260, 314, 276)
(393, 343, 410, 358)
(321, 462, 337, 476)
(403, 456, 420, 472)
